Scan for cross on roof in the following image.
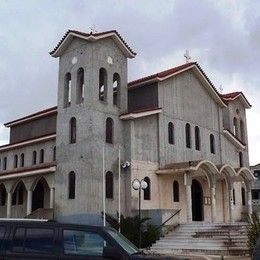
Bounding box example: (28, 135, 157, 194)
(184, 50, 191, 63)
(90, 25, 98, 34)
(219, 85, 223, 94)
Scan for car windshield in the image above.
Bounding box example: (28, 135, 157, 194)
(107, 229, 139, 255)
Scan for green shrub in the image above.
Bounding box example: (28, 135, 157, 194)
(247, 212, 260, 254)
(104, 213, 160, 248)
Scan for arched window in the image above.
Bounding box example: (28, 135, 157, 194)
(105, 171, 113, 199)
(113, 73, 120, 107)
(233, 188, 236, 205)
(14, 155, 18, 168)
(241, 187, 246, 206)
(168, 122, 174, 144)
(0, 185, 6, 206)
(20, 153, 24, 167)
(12, 182, 24, 205)
(18, 184, 24, 205)
(239, 152, 243, 167)
(68, 172, 75, 199)
(39, 149, 44, 163)
(64, 72, 72, 107)
(143, 177, 151, 200)
(185, 123, 191, 148)
(70, 117, 77, 144)
(210, 134, 215, 154)
(240, 120, 245, 142)
(76, 68, 84, 103)
(99, 68, 107, 102)
(53, 146, 56, 161)
(195, 126, 200, 151)
(106, 117, 113, 144)
(3, 157, 7, 170)
(173, 181, 179, 202)
(32, 151, 37, 165)
(233, 117, 238, 137)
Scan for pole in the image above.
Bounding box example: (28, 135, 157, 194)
(102, 146, 106, 227)
(118, 148, 121, 232)
(139, 187, 141, 248)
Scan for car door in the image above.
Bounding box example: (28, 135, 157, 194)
(4, 225, 58, 259)
(59, 227, 122, 260)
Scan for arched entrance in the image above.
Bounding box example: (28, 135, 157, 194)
(192, 179, 204, 221)
(32, 178, 50, 212)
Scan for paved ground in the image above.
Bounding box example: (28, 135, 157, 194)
(158, 254, 251, 260)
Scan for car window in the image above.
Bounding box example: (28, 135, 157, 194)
(63, 229, 111, 256)
(12, 227, 54, 254)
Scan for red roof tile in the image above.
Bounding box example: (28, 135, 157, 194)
(50, 29, 136, 57)
(221, 92, 251, 107)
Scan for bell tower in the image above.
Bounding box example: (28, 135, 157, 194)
(50, 30, 136, 224)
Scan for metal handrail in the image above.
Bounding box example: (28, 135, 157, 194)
(156, 209, 181, 231)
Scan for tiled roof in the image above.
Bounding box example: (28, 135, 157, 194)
(4, 106, 57, 127)
(128, 62, 196, 88)
(50, 29, 136, 57)
(221, 91, 251, 107)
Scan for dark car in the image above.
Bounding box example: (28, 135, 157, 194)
(252, 236, 260, 260)
(0, 219, 178, 259)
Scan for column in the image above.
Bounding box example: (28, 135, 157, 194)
(26, 190, 32, 216)
(186, 184, 192, 223)
(211, 186, 217, 223)
(247, 190, 253, 215)
(50, 188, 55, 208)
(228, 189, 234, 223)
(6, 192, 11, 218)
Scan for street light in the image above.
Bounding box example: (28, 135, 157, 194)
(132, 178, 148, 248)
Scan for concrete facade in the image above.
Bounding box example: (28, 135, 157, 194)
(0, 30, 255, 226)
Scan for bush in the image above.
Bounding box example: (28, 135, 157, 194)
(247, 212, 260, 254)
(104, 213, 160, 248)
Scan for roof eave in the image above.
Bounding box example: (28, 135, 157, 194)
(50, 31, 136, 58)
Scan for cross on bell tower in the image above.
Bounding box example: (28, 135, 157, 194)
(184, 50, 191, 63)
(90, 25, 98, 34)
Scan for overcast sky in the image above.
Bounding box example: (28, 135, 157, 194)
(0, 0, 259, 165)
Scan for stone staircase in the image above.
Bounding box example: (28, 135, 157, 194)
(150, 222, 249, 256)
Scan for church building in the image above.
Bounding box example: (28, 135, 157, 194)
(0, 30, 255, 226)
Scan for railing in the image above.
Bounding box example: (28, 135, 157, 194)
(156, 209, 181, 232)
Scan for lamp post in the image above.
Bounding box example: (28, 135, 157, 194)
(132, 178, 148, 249)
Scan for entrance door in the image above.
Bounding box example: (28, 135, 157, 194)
(191, 179, 203, 221)
(32, 181, 44, 211)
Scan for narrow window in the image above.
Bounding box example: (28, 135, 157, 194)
(239, 152, 243, 167)
(39, 149, 44, 164)
(210, 134, 215, 154)
(32, 151, 37, 165)
(241, 187, 246, 206)
(233, 188, 236, 205)
(113, 73, 120, 107)
(99, 68, 107, 102)
(233, 117, 238, 137)
(70, 117, 76, 144)
(173, 181, 179, 202)
(68, 172, 75, 199)
(3, 157, 7, 170)
(76, 68, 84, 103)
(53, 146, 56, 161)
(195, 126, 200, 151)
(185, 123, 191, 148)
(143, 177, 151, 200)
(14, 155, 18, 168)
(20, 153, 24, 167)
(105, 172, 113, 199)
(168, 122, 174, 144)
(106, 117, 113, 144)
(12, 191, 17, 205)
(64, 73, 72, 108)
(240, 120, 245, 142)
